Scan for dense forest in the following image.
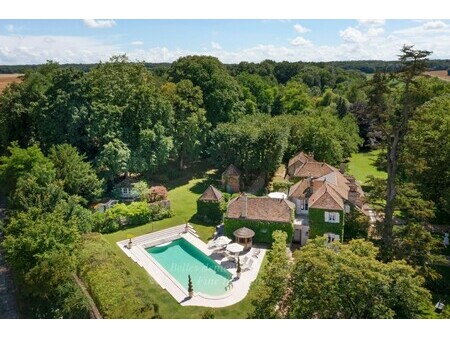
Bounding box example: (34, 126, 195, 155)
(1, 58, 450, 75)
(1, 50, 449, 318)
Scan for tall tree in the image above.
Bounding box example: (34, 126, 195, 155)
(402, 94, 450, 220)
(169, 55, 244, 126)
(37, 67, 91, 152)
(96, 138, 131, 183)
(2, 201, 87, 317)
(48, 144, 104, 203)
(367, 46, 431, 258)
(162, 80, 208, 170)
(0, 143, 54, 198)
(287, 238, 431, 318)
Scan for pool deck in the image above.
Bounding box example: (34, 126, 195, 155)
(117, 224, 266, 308)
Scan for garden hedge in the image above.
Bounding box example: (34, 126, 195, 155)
(196, 199, 226, 224)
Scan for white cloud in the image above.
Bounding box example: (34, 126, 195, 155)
(3, 21, 450, 65)
(368, 27, 384, 37)
(83, 19, 116, 29)
(0, 34, 120, 64)
(340, 27, 364, 43)
(211, 41, 222, 50)
(294, 23, 310, 34)
(290, 36, 312, 46)
(358, 19, 386, 26)
(423, 20, 448, 30)
(131, 40, 144, 46)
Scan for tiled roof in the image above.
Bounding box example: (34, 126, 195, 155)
(114, 176, 139, 189)
(199, 185, 223, 201)
(226, 195, 294, 223)
(309, 184, 344, 210)
(293, 161, 336, 178)
(222, 164, 241, 177)
(313, 171, 350, 201)
(288, 179, 312, 199)
(288, 151, 309, 168)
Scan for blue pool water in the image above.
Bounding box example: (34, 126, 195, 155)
(146, 238, 232, 296)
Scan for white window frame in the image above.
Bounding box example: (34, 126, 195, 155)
(345, 204, 351, 213)
(325, 211, 340, 223)
(300, 199, 309, 211)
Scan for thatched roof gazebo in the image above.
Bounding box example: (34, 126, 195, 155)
(233, 227, 255, 250)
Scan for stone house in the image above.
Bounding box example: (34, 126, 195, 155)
(221, 164, 241, 193)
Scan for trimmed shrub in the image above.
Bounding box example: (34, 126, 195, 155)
(148, 204, 174, 221)
(78, 233, 155, 318)
(92, 212, 120, 233)
(92, 201, 173, 233)
(196, 199, 226, 223)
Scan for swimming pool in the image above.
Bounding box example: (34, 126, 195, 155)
(146, 238, 232, 296)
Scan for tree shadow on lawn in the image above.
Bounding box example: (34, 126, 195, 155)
(189, 169, 222, 195)
(149, 160, 216, 191)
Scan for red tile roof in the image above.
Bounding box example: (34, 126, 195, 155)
(288, 151, 309, 168)
(198, 185, 223, 201)
(226, 195, 294, 223)
(288, 179, 312, 199)
(308, 184, 344, 210)
(222, 164, 241, 177)
(293, 161, 336, 178)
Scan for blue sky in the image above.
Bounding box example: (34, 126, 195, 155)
(1, 19, 450, 64)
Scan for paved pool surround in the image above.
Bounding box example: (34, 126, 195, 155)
(117, 224, 266, 308)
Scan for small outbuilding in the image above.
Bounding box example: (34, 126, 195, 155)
(197, 185, 225, 223)
(222, 164, 241, 193)
(113, 177, 139, 200)
(233, 227, 255, 250)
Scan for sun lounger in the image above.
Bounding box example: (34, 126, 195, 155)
(252, 248, 261, 258)
(242, 258, 254, 271)
(241, 256, 249, 265)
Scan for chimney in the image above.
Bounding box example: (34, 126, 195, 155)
(308, 152, 315, 161)
(347, 184, 362, 207)
(339, 163, 346, 174)
(241, 193, 248, 218)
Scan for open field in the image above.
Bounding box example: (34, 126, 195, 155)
(347, 149, 387, 184)
(424, 70, 450, 81)
(0, 74, 22, 93)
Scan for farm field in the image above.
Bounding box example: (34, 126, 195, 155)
(424, 70, 450, 81)
(0, 74, 22, 93)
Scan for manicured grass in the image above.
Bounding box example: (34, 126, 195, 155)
(347, 149, 387, 184)
(101, 164, 262, 318)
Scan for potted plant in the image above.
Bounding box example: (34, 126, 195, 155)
(236, 257, 241, 279)
(188, 274, 194, 298)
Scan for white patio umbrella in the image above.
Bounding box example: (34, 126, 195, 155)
(214, 236, 232, 247)
(226, 242, 244, 258)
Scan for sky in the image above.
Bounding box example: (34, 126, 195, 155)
(1, 19, 450, 65)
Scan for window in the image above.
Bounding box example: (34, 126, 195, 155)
(345, 204, 350, 213)
(325, 211, 340, 223)
(122, 188, 130, 196)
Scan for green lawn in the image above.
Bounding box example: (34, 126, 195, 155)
(347, 149, 387, 184)
(102, 164, 262, 318)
